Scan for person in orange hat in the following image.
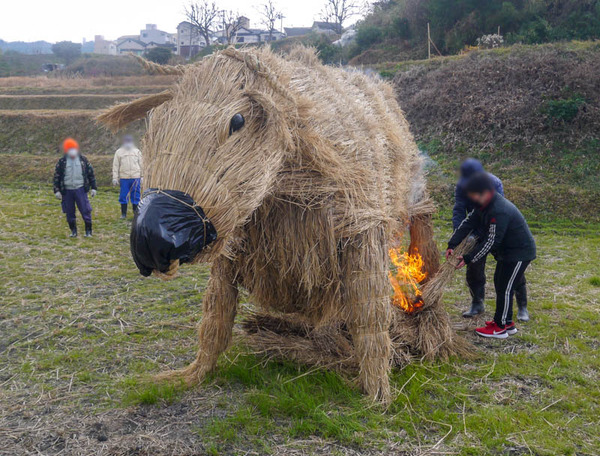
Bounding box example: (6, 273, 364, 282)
(53, 138, 97, 237)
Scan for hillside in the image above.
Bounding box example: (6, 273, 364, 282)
(391, 41, 600, 221)
(350, 0, 600, 64)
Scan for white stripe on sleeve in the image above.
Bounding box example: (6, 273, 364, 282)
(471, 223, 496, 263)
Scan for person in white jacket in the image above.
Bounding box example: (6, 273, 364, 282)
(112, 135, 142, 219)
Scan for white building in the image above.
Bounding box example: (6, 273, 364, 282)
(218, 17, 285, 45)
(230, 27, 284, 44)
(176, 21, 209, 58)
(93, 35, 117, 55)
(140, 24, 175, 45)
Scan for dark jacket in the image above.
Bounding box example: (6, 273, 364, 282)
(448, 193, 536, 264)
(452, 159, 504, 229)
(53, 154, 97, 195)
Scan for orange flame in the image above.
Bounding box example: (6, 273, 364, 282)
(388, 247, 427, 313)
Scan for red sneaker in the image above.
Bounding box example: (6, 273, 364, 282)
(485, 320, 517, 335)
(476, 321, 508, 339)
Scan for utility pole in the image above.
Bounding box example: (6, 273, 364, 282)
(277, 12, 285, 33)
(427, 23, 431, 60)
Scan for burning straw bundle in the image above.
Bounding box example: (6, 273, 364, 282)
(242, 236, 476, 371)
(391, 236, 477, 361)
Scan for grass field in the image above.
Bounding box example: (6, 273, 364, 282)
(1, 184, 598, 455)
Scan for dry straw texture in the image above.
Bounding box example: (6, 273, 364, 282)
(244, 236, 476, 373)
(98, 46, 465, 402)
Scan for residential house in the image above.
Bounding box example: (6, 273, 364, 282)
(94, 35, 117, 55)
(223, 18, 285, 44)
(140, 24, 175, 45)
(231, 27, 276, 44)
(176, 21, 209, 58)
(116, 38, 147, 55)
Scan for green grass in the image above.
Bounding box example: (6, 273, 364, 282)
(122, 379, 186, 406)
(0, 185, 599, 454)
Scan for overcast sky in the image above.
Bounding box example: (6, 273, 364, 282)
(1, 0, 363, 43)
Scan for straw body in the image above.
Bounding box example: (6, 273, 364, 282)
(98, 46, 457, 402)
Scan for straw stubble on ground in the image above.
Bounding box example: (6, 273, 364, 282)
(0, 186, 599, 455)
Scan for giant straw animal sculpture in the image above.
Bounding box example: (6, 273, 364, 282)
(98, 46, 466, 402)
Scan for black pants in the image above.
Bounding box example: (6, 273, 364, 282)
(466, 255, 528, 307)
(493, 260, 530, 326)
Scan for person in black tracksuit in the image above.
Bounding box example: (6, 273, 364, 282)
(452, 158, 528, 320)
(446, 173, 536, 339)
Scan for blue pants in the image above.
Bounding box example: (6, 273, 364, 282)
(119, 178, 141, 205)
(62, 187, 92, 224)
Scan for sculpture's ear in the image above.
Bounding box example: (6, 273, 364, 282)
(97, 90, 173, 132)
(242, 90, 294, 148)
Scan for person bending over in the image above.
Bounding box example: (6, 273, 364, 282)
(53, 138, 97, 237)
(452, 158, 529, 321)
(447, 173, 536, 339)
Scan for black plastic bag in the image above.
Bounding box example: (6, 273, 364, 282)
(130, 189, 217, 276)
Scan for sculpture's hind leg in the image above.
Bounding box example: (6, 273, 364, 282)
(158, 255, 238, 385)
(341, 228, 392, 403)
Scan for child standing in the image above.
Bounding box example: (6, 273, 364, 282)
(53, 138, 97, 237)
(446, 173, 536, 338)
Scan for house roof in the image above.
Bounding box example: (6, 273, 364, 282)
(284, 27, 312, 37)
(116, 38, 147, 48)
(312, 21, 338, 30)
(146, 41, 174, 48)
(116, 35, 139, 42)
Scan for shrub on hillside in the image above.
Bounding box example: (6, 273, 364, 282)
(356, 25, 383, 50)
(144, 47, 172, 65)
(541, 95, 586, 123)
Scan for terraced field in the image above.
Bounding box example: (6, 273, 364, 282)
(0, 76, 175, 186)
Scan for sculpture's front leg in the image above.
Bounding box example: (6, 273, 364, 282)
(159, 255, 239, 385)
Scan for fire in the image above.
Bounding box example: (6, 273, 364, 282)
(388, 247, 427, 313)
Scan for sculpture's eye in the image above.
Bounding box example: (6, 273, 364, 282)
(229, 114, 245, 135)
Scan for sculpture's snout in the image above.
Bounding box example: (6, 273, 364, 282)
(130, 189, 217, 277)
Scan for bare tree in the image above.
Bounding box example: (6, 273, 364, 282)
(258, 0, 282, 42)
(221, 11, 245, 45)
(185, 1, 219, 50)
(321, 0, 359, 34)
